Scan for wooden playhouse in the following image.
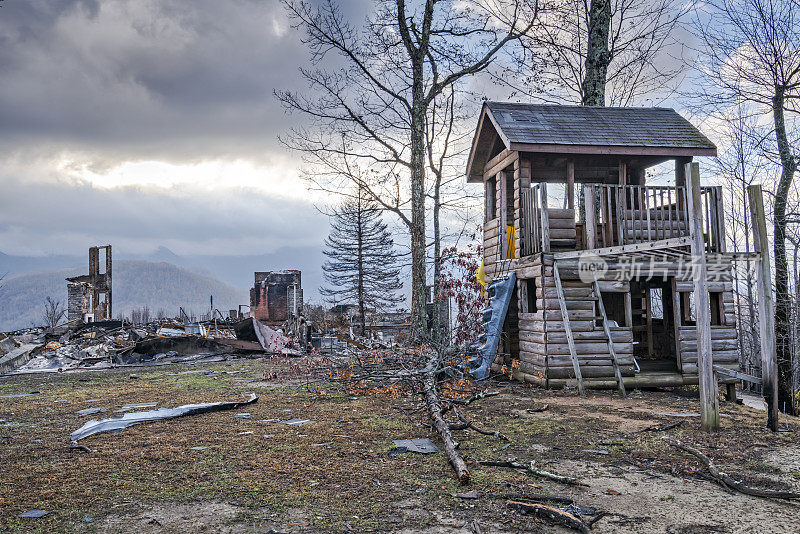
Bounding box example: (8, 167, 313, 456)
(467, 102, 750, 393)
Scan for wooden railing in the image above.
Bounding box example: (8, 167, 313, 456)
(520, 183, 545, 256)
(519, 183, 726, 256)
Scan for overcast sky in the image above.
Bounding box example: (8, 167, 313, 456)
(0, 0, 713, 260)
(0, 0, 379, 257)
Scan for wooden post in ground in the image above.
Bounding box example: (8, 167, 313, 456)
(686, 162, 719, 430)
(748, 184, 779, 431)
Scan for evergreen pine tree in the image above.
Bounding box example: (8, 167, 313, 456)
(321, 190, 403, 336)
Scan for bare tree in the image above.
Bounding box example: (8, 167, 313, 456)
(278, 0, 538, 339)
(41, 296, 66, 328)
(711, 105, 773, 390)
(320, 186, 404, 336)
(500, 0, 686, 106)
(130, 306, 151, 325)
(425, 86, 477, 343)
(695, 0, 800, 414)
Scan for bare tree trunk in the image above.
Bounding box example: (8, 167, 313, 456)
(410, 97, 428, 341)
(581, 0, 611, 106)
(771, 87, 798, 415)
(432, 169, 442, 345)
(357, 193, 366, 337)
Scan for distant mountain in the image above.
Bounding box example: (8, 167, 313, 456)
(0, 260, 248, 331)
(0, 245, 327, 304)
(0, 251, 84, 277)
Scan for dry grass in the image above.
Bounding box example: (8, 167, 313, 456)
(1, 359, 798, 533)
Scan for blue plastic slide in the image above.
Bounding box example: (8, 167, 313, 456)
(469, 272, 516, 380)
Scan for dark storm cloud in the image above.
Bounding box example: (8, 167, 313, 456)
(0, 0, 372, 257)
(0, 0, 370, 163)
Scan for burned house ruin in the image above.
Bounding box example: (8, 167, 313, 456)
(250, 270, 303, 327)
(66, 245, 112, 323)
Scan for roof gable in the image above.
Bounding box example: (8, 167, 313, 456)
(466, 102, 717, 182)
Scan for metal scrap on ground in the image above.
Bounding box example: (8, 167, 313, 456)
(391, 438, 440, 454)
(69, 393, 258, 441)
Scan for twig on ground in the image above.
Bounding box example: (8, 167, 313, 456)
(663, 437, 800, 500)
(586, 511, 608, 527)
(639, 420, 683, 432)
(507, 501, 590, 533)
(491, 493, 573, 504)
(527, 404, 549, 412)
(449, 408, 511, 441)
(480, 459, 588, 486)
(450, 391, 500, 406)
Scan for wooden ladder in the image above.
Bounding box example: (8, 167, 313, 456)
(553, 261, 584, 396)
(592, 281, 627, 396)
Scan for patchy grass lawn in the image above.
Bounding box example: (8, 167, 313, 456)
(1, 359, 799, 533)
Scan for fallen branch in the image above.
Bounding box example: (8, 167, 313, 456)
(450, 391, 500, 406)
(529, 460, 589, 486)
(507, 501, 589, 533)
(492, 493, 573, 504)
(449, 408, 511, 441)
(480, 459, 588, 486)
(424, 373, 470, 484)
(663, 437, 800, 500)
(639, 420, 683, 432)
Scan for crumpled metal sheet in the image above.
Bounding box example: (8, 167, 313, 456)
(70, 393, 258, 441)
(234, 318, 288, 353)
(391, 438, 440, 454)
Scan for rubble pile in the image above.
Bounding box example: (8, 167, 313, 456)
(0, 316, 302, 375)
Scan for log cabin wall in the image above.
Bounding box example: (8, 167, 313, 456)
(674, 262, 739, 377)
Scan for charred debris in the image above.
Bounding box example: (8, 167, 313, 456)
(0, 256, 422, 375)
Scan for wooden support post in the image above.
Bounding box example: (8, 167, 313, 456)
(748, 184, 779, 431)
(540, 182, 550, 253)
(624, 292, 633, 330)
(585, 184, 596, 249)
(686, 162, 719, 431)
(671, 278, 683, 371)
(566, 161, 575, 210)
(618, 161, 627, 186)
(725, 383, 737, 402)
(499, 171, 507, 260)
(675, 157, 691, 212)
(645, 286, 654, 357)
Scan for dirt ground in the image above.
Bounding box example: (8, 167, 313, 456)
(1, 359, 799, 533)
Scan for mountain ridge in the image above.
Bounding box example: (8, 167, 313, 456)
(0, 260, 248, 331)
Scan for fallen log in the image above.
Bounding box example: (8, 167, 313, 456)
(424, 373, 470, 484)
(663, 437, 800, 500)
(507, 501, 590, 533)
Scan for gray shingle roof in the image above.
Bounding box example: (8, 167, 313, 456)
(485, 102, 716, 150)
